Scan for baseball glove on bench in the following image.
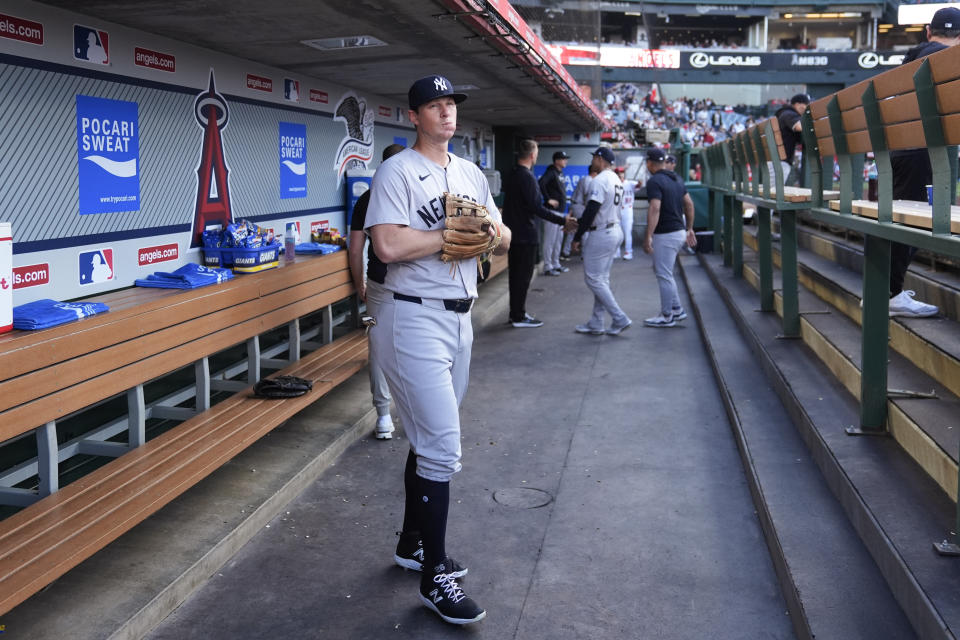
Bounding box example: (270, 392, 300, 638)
(253, 375, 313, 399)
(440, 193, 502, 263)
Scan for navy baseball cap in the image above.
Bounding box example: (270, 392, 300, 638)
(665, 154, 677, 164)
(592, 146, 615, 163)
(931, 6, 960, 29)
(553, 150, 570, 160)
(646, 147, 666, 162)
(790, 93, 811, 105)
(408, 75, 467, 110)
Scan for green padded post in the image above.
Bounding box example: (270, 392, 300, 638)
(799, 109, 825, 207)
(762, 120, 785, 207)
(757, 206, 773, 311)
(860, 234, 890, 431)
(742, 133, 759, 198)
(826, 96, 857, 213)
(915, 59, 952, 235)
(712, 184, 723, 254)
(780, 212, 800, 337)
(861, 82, 893, 224)
(751, 125, 770, 200)
(732, 195, 743, 277)
(723, 194, 733, 267)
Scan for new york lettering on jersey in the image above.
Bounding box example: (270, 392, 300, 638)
(365, 148, 499, 299)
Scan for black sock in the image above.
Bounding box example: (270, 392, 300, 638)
(417, 475, 450, 572)
(401, 449, 418, 534)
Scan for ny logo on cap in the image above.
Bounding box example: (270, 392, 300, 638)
(434, 77, 447, 91)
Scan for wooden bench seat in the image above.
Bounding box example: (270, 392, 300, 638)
(827, 199, 960, 232)
(0, 249, 370, 615)
(0, 328, 367, 616)
(740, 185, 840, 203)
(0, 253, 353, 443)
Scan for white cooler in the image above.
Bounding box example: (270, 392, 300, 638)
(0, 222, 11, 333)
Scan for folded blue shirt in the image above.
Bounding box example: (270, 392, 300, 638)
(13, 299, 110, 330)
(135, 263, 234, 289)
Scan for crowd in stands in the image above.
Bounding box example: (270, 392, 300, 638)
(601, 82, 753, 148)
(657, 35, 746, 49)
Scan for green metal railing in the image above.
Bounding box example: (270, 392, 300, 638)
(704, 48, 960, 553)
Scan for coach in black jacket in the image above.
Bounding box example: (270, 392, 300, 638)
(502, 139, 577, 327)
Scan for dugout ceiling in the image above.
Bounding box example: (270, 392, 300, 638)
(35, 0, 601, 134)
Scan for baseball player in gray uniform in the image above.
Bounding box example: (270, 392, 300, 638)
(570, 147, 632, 335)
(365, 74, 511, 626)
(562, 164, 598, 257)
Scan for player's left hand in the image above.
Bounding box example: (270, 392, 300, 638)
(686, 229, 697, 248)
(643, 237, 653, 254)
(563, 215, 578, 233)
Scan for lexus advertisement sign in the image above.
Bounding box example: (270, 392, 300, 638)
(681, 50, 905, 71)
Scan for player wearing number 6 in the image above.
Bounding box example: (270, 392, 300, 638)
(570, 146, 632, 336)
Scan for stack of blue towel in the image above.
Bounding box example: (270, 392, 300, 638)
(135, 263, 234, 289)
(13, 299, 110, 330)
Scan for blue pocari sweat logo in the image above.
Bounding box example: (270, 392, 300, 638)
(76, 95, 140, 214)
(279, 122, 307, 199)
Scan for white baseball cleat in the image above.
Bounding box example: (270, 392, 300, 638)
(375, 415, 395, 439)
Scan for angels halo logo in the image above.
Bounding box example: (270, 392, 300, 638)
(190, 70, 234, 248)
(333, 91, 374, 184)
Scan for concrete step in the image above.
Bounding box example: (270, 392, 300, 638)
(794, 215, 960, 322)
(680, 256, 915, 640)
(696, 251, 960, 640)
(740, 226, 960, 500)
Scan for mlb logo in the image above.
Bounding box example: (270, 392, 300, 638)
(79, 248, 114, 285)
(284, 79, 300, 102)
(74, 25, 109, 65)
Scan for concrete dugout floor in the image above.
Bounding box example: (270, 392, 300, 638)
(146, 253, 794, 640)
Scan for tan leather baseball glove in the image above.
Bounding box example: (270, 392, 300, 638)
(440, 193, 502, 263)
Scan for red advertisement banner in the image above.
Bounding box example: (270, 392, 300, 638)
(246, 74, 272, 92)
(13, 263, 50, 289)
(134, 47, 176, 72)
(0, 13, 43, 45)
(137, 243, 179, 266)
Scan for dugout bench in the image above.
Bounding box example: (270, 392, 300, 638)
(0, 251, 368, 616)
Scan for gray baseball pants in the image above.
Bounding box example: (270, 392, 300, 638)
(368, 294, 472, 481)
(364, 280, 393, 417)
(582, 225, 629, 331)
(652, 229, 687, 316)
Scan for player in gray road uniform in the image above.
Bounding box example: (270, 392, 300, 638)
(365, 74, 511, 626)
(570, 147, 632, 335)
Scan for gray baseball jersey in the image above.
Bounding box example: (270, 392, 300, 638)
(587, 169, 624, 227)
(365, 148, 500, 300)
(569, 173, 594, 217)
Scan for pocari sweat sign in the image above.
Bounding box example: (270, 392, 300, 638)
(76, 95, 140, 214)
(279, 121, 307, 199)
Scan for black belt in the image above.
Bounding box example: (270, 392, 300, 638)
(587, 221, 617, 231)
(393, 292, 473, 313)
